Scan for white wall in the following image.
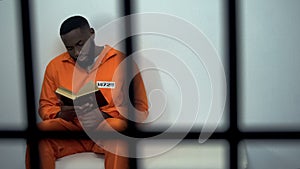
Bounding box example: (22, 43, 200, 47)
(240, 0, 300, 168)
(135, 0, 227, 132)
(245, 141, 300, 169)
(240, 0, 300, 131)
(0, 140, 27, 169)
(0, 0, 26, 130)
(1, 0, 300, 169)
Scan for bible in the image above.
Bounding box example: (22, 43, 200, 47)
(55, 81, 108, 108)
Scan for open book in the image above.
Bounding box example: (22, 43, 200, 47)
(55, 81, 108, 108)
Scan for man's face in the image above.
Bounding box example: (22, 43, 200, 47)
(61, 27, 95, 68)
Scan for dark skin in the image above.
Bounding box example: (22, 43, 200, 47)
(57, 26, 105, 128)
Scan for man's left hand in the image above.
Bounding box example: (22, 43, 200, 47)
(76, 103, 106, 128)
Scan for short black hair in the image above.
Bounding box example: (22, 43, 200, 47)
(59, 15, 90, 35)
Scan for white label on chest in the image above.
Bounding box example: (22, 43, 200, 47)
(96, 81, 116, 89)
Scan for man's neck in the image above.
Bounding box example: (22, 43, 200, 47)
(85, 46, 104, 71)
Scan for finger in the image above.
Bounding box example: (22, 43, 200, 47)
(75, 104, 93, 115)
(75, 103, 89, 113)
(80, 103, 90, 109)
(59, 99, 64, 106)
(61, 105, 75, 111)
(81, 104, 94, 114)
(73, 106, 83, 113)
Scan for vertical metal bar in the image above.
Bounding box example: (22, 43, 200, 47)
(120, 0, 138, 168)
(20, 0, 40, 168)
(224, 0, 240, 169)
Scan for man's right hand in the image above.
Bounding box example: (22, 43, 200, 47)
(56, 100, 97, 121)
(55, 105, 77, 121)
(55, 100, 78, 121)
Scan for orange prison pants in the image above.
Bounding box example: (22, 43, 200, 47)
(26, 118, 128, 169)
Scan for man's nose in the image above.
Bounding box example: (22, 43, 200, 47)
(74, 47, 81, 58)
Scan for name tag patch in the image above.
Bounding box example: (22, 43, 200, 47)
(97, 81, 116, 89)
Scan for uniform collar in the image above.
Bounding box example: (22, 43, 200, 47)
(61, 45, 116, 63)
(61, 52, 75, 63)
(98, 45, 118, 64)
(61, 45, 118, 71)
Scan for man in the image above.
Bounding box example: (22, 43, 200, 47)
(26, 15, 148, 169)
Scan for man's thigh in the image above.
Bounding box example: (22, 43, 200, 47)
(38, 118, 99, 158)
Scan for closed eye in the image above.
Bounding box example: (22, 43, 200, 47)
(66, 47, 73, 51)
(77, 41, 84, 47)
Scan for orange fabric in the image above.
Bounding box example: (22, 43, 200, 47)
(26, 118, 129, 169)
(39, 45, 148, 120)
(27, 45, 148, 169)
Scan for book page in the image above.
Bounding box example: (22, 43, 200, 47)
(56, 87, 76, 100)
(77, 81, 98, 96)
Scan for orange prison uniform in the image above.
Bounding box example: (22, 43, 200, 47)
(26, 45, 148, 169)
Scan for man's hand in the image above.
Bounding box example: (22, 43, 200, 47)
(56, 105, 77, 121)
(55, 100, 90, 121)
(76, 103, 106, 129)
(56, 100, 108, 127)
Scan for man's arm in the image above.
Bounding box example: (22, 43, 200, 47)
(39, 63, 85, 121)
(39, 62, 84, 121)
(39, 63, 61, 120)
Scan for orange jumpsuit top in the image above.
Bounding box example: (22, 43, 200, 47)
(39, 45, 148, 121)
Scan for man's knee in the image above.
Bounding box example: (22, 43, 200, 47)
(38, 118, 68, 131)
(97, 118, 127, 132)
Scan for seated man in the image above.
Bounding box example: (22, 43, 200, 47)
(26, 15, 148, 169)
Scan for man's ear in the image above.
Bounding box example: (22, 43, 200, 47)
(90, 28, 95, 40)
(90, 28, 95, 34)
